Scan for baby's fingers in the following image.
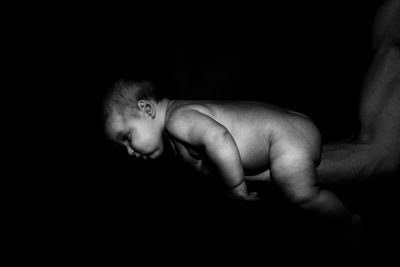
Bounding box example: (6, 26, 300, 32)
(247, 192, 260, 201)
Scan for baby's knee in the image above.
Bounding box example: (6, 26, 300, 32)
(283, 187, 320, 209)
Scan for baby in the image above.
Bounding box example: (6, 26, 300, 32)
(103, 80, 357, 231)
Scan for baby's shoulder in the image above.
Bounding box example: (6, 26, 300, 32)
(166, 100, 213, 121)
(165, 101, 213, 132)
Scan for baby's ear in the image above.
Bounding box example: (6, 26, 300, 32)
(137, 100, 156, 118)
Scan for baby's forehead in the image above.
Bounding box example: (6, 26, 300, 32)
(105, 113, 126, 137)
(106, 110, 136, 133)
(107, 112, 123, 126)
(109, 110, 132, 124)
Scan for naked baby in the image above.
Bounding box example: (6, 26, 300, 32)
(103, 80, 357, 231)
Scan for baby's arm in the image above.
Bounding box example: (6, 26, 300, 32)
(167, 108, 257, 201)
(269, 127, 356, 230)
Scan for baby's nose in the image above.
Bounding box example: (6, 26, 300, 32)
(127, 146, 135, 156)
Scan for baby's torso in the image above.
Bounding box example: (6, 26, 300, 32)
(166, 100, 311, 177)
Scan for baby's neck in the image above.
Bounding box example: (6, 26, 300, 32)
(156, 98, 173, 130)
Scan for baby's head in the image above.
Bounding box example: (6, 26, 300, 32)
(103, 79, 166, 160)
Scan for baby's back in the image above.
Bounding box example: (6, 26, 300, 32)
(169, 100, 316, 174)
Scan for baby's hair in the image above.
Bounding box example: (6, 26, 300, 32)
(103, 79, 162, 119)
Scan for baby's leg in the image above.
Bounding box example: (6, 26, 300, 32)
(318, 0, 400, 188)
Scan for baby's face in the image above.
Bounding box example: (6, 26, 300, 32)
(105, 111, 164, 160)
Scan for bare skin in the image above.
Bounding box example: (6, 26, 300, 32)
(164, 100, 316, 181)
(105, 97, 356, 230)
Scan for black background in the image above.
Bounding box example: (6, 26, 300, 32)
(15, 0, 399, 263)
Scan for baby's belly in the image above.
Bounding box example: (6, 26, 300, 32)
(232, 128, 271, 175)
(239, 145, 270, 175)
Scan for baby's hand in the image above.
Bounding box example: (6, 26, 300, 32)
(227, 181, 260, 201)
(239, 191, 260, 201)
